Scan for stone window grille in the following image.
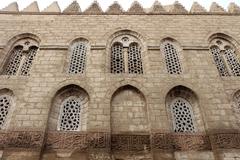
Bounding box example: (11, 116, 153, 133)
(233, 91, 240, 114)
(111, 35, 143, 74)
(162, 42, 182, 74)
(111, 43, 124, 73)
(68, 41, 87, 74)
(210, 39, 240, 76)
(0, 95, 12, 129)
(58, 97, 81, 131)
(128, 43, 143, 74)
(170, 97, 196, 133)
(210, 46, 230, 76)
(2, 39, 39, 76)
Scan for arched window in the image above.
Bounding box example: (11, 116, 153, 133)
(68, 41, 88, 74)
(58, 96, 81, 131)
(48, 85, 89, 132)
(210, 38, 240, 76)
(110, 35, 143, 74)
(162, 41, 182, 74)
(2, 38, 39, 76)
(0, 95, 12, 129)
(170, 97, 195, 133)
(166, 86, 204, 133)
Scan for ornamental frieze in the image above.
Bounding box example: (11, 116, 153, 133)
(0, 131, 240, 151)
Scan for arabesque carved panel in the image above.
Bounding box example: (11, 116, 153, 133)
(210, 133, 240, 149)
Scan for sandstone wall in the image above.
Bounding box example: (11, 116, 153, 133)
(0, 13, 239, 160)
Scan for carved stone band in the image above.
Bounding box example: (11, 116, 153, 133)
(0, 131, 239, 151)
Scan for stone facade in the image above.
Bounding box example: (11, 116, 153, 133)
(0, 1, 239, 160)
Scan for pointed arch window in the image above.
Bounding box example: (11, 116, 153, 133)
(210, 38, 240, 76)
(111, 35, 143, 74)
(2, 39, 39, 76)
(58, 96, 82, 131)
(162, 41, 182, 74)
(170, 97, 195, 133)
(49, 85, 89, 132)
(68, 40, 88, 74)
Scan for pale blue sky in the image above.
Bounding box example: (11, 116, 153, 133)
(1, 0, 239, 11)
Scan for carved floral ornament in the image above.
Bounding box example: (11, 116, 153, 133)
(0, 131, 239, 152)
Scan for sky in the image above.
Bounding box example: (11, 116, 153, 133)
(0, 0, 239, 11)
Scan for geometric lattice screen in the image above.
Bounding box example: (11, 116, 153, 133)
(0, 95, 11, 129)
(68, 41, 87, 74)
(3, 40, 39, 76)
(111, 36, 143, 74)
(171, 97, 195, 133)
(210, 38, 240, 76)
(58, 97, 81, 131)
(163, 42, 182, 74)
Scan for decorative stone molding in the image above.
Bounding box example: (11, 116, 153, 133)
(45, 132, 88, 150)
(111, 134, 151, 151)
(152, 133, 211, 151)
(228, 3, 240, 14)
(63, 1, 81, 13)
(0, 131, 239, 152)
(45, 132, 110, 150)
(168, 1, 188, 14)
(190, 2, 207, 13)
(0, 1, 239, 15)
(150, 1, 166, 14)
(210, 133, 240, 149)
(106, 1, 123, 14)
(210, 2, 226, 13)
(0, 131, 44, 150)
(22, 1, 39, 13)
(42, 1, 61, 13)
(1, 2, 18, 12)
(45, 132, 212, 152)
(172, 134, 211, 151)
(84, 1, 103, 15)
(0, 132, 7, 149)
(127, 1, 145, 14)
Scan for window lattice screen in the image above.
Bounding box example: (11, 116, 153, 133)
(163, 43, 182, 74)
(224, 47, 240, 76)
(4, 46, 24, 75)
(110, 35, 143, 75)
(3, 44, 38, 76)
(210, 46, 230, 76)
(171, 98, 195, 133)
(0, 95, 11, 129)
(68, 42, 87, 74)
(59, 97, 81, 131)
(20, 47, 38, 76)
(128, 43, 143, 74)
(111, 43, 124, 73)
